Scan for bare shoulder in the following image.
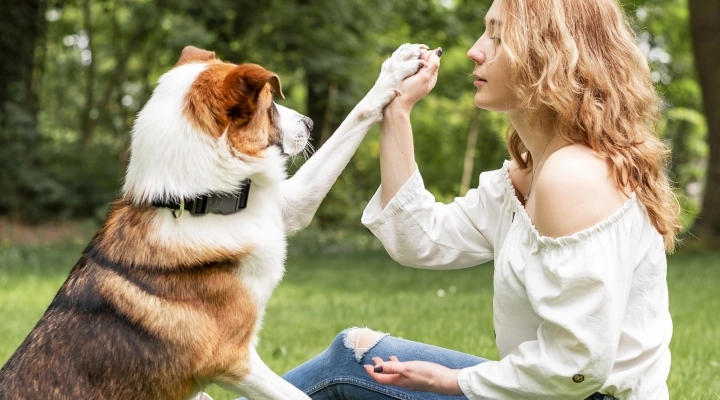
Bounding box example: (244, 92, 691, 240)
(533, 145, 629, 238)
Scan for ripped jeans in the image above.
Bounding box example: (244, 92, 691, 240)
(279, 328, 616, 400)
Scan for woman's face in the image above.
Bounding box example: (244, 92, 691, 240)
(467, 0, 519, 112)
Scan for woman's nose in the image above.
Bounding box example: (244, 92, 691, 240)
(467, 45, 486, 64)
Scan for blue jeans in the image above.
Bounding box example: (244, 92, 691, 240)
(277, 328, 616, 400)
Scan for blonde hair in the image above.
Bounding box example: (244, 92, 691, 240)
(498, 0, 681, 251)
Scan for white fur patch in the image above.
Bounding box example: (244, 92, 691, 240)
(276, 104, 310, 156)
(123, 64, 290, 204)
(226, 348, 310, 399)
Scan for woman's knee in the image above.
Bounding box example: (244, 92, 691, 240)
(341, 327, 388, 361)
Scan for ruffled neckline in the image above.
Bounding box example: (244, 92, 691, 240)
(499, 160, 640, 248)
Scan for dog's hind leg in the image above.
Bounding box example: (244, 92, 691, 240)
(219, 348, 310, 400)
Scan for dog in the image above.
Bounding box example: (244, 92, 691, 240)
(0, 44, 427, 399)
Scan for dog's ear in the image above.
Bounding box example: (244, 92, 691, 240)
(267, 75, 285, 100)
(222, 64, 284, 122)
(175, 46, 217, 67)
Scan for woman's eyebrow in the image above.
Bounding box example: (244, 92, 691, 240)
(484, 17, 501, 27)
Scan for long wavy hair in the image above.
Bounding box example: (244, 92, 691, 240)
(498, 0, 681, 251)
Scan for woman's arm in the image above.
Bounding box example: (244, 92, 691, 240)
(365, 48, 502, 270)
(379, 48, 442, 207)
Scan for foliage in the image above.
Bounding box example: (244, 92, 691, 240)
(624, 0, 708, 227)
(0, 0, 709, 232)
(1, 235, 719, 399)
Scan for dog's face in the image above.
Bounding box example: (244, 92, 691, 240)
(123, 46, 313, 204)
(178, 46, 312, 158)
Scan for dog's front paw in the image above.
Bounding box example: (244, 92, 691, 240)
(360, 43, 428, 120)
(380, 43, 428, 77)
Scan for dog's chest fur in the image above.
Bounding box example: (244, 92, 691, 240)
(152, 183, 288, 309)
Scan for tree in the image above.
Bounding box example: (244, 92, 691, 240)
(688, 0, 720, 243)
(0, 0, 48, 218)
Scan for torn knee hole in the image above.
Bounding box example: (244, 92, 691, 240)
(343, 328, 385, 360)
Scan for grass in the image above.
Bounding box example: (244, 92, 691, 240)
(1, 230, 719, 399)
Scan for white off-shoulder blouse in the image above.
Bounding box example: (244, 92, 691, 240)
(361, 162, 672, 400)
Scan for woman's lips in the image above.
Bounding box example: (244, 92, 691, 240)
(474, 77, 488, 87)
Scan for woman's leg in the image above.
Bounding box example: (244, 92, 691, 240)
(230, 328, 614, 400)
(282, 327, 488, 400)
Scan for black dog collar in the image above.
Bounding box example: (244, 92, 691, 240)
(152, 179, 251, 217)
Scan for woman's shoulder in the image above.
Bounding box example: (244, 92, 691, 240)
(533, 145, 630, 239)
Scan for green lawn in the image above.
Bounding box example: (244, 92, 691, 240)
(1, 234, 719, 399)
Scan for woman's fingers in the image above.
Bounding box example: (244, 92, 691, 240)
(365, 357, 413, 388)
(372, 357, 405, 374)
(427, 48, 441, 74)
(419, 48, 441, 71)
(366, 370, 401, 386)
(366, 357, 425, 391)
(365, 356, 463, 395)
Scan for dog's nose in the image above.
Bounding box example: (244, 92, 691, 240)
(303, 117, 314, 132)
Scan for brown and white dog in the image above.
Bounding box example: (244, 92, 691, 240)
(0, 44, 427, 399)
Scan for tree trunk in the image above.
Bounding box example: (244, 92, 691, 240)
(80, 0, 97, 145)
(688, 0, 720, 242)
(0, 0, 45, 118)
(460, 108, 481, 195)
(0, 0, 47, 216)
(318, 83, 339, 146)
(305, 71, 330, 153)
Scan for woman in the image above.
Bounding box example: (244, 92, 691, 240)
(259, 0, 680, 398)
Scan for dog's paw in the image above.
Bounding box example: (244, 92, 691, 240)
(379, 43, 428, 77)
(360, 43, 428, 121)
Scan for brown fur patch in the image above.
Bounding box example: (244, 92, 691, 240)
(89, 199, 250, 270)
(94, 257, 257, 380)
(183, 62, 284, 156)
(0, 201, 260, 399)
(184, 63, 236, 138)
(88, 202, 261, 390)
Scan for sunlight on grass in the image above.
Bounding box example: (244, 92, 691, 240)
(1, 239, 718, 399)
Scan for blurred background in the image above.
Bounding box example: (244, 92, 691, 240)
(0, 0, 718, 246)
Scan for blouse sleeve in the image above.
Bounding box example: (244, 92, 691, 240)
(457, 201, 658, 399)
(361, 165, 505, 269)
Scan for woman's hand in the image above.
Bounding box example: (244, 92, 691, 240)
(386, 47, 442, 114)
(364, 355, 463, 395)
(377, 46, 441, 206)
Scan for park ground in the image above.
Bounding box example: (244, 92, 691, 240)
(1, 220, 718, 399)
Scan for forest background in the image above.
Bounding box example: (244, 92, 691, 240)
(0, 0, 719, 246)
